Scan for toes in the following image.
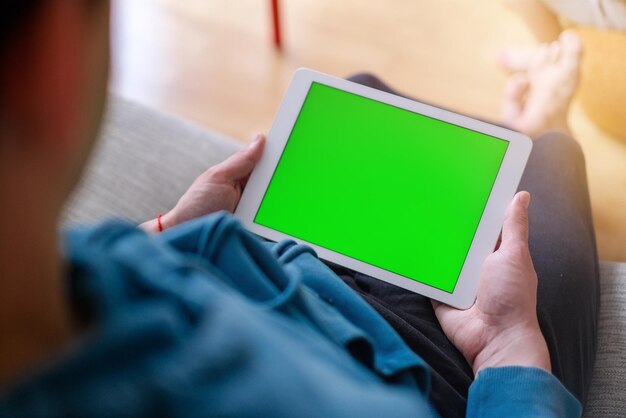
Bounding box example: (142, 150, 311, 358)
(497, 47, 534, 73)
(559, 30, 582, 55)
(558, 30, 583, 67)
(498, 31, 581, 136)
(501, 73, 529, 124)
(526, 43, 551, 74)
(548, 41, 561, 62)
(505, 73, 530, 100)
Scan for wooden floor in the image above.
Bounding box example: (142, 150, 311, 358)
(110, 0, 626, 261)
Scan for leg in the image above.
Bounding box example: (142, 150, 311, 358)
(499, 32, 599, 401)
(347, 73, 405, 97)
(520, 133, 599, 403)
(335, 269, 473, 418)
(344, 51, 598, 411)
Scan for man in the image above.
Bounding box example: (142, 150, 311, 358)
(0, 1, 597, 416)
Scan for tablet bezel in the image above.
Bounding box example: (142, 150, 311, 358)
(235, 68, 532, 309)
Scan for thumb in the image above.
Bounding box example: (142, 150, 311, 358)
(500, 191, 530, 250)
(213, 134, 265, 182)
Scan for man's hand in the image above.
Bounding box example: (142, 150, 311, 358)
(141, 134, 265, 232)
(433, 191, 551, 375)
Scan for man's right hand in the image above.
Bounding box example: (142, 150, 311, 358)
(432, 191, 551, 376)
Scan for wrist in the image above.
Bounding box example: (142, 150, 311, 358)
(139, 211, 175, 233)
(473, 324, 551, 376)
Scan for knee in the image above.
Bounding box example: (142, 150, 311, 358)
(535, 131, 586, 165)
(346, 72, 384, 89)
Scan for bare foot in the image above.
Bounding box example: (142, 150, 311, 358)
(498, 30, 582, 139)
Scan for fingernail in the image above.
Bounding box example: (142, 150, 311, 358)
(518, 192, 530, 209)
(246, 135, 261, 150)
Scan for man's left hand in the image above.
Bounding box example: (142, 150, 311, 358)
(141, 134, 265, 232)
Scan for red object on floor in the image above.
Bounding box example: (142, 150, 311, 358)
(271, 0, 282, 50)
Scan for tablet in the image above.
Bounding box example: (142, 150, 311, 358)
(235, 68, 532, 309)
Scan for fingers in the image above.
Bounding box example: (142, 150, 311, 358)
(431, 299, 449, 321)
(500, 191, 530, 250)
(212, 134, 265, 183)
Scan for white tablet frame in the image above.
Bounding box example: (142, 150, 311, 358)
(235, 68, 532, 309)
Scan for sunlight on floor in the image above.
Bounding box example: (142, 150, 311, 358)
(110, 0, 626, 261)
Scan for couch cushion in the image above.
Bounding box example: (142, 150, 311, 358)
(584, 261, 626, 417)
(62, 96, 240, 225)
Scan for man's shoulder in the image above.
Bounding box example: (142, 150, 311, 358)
(2, 213, 434, 418)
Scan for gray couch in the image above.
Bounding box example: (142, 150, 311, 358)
(63, 97, 626, 417)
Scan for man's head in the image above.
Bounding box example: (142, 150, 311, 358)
(0, 0, 111, 385)
(0, 0, 110, 215)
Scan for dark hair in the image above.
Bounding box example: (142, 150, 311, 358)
(0, 0, 43, 51)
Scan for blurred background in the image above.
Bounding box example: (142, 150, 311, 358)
(110, 0, 626, 262)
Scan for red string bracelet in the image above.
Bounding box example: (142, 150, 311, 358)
(157, 214, 164, 232)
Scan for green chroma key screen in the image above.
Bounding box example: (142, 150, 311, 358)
(255, 82, 508, 293)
